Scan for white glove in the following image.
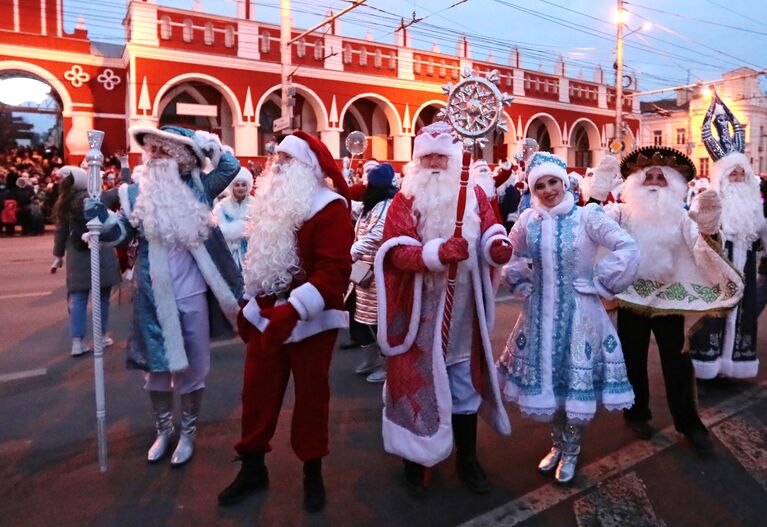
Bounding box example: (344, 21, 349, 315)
(50, 257, 63, 273)
(513, 282, 533, 298)
(689, 189, 722, 235)
(193, 130, 223, 168)
(499, 159, 512, 172)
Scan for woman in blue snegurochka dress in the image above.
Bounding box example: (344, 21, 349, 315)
(497, 152, 640, 485)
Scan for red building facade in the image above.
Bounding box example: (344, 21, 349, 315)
(1, 0, 641, 168)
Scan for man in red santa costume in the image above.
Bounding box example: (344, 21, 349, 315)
(469, 159, 512, 224)
(375, 122, 512, 497)
(218, 131, 353, 512)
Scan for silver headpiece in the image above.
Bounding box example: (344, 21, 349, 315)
(701, 92, 745, 161)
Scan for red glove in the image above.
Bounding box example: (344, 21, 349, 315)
(260, 303, 300, 349)
(489, 239, 513, 264)
(438, 236, 469, 265)
(236, 309, 251, 344)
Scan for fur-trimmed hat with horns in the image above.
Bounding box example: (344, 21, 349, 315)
(130, 125, 224, 168)
(276, 130, 350, 203)
(620, 146, 696, 181)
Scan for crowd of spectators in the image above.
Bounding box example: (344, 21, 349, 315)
(0, 145, 124, 236)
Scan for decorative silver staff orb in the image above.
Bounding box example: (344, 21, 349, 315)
(86, 130, 105, 200)
(437, 67, 514, 150)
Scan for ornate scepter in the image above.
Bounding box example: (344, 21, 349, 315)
(436, 68, 513, 356)
(85, 130, 109, 472)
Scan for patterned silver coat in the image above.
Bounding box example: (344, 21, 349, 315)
(351, 199, 391, 325)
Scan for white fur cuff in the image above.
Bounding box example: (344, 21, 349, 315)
(481, 224, 509, 268)
(288, 282, 326, 320)
(593, 279, 616, 301)
(422, 238, 447, 272)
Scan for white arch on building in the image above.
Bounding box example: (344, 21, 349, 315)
(523, 112, 563, 147)
(152, 73, 243, 126)
(254, 83, 329, 131)
(345, 105, 370, 135)
(339, 93, 403, 135)
(0, 60, 73, 116)
(411, 99, 446, 131)
(568, 117, 601, 150)
(158, 84, 220, 128)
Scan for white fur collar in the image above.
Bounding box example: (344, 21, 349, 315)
(309, 186, 346, 218)
(219, 195, 255, 216)
(532, 192, 575, 218)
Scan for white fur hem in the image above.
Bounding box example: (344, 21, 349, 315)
(241, 298, 348, 343)
(374, 236, 424, 356)
(480, 223, 509, 268)
(693, 358, 759, 379)
(382, 408, 453, 467)
(189, 245, 240, 328)
(422, 238, 447, 272)
(288, 282, 325, 320)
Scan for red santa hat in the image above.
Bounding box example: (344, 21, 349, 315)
(413, 121, 462, 160)
(277, 131, 350, 202)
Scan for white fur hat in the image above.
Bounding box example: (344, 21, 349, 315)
(231, 167, 254, 193)
(276, 134, 319, 172)
(59, 165, 88, 190)
(470, 159, 491, 175)
(413, 122, 462, 160)
(710, 152, 754, 192)
(526, 152, 569, 190)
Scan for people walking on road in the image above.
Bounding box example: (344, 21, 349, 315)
(51, 166, 121, 357)
(588, 145, 744, 454)
(375, 122, 512, 497)
(213, 167, 255, 273)
(218, 132, 353, 513)
(349, 162, 396, 383)
(689, 95, 764, 379)
(85, 125, 243, 467)
(497, 152, 639, 484)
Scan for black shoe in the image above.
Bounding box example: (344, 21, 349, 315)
(339, 340, 361, 350)
(303, 459, 326, 513)
(403, 460, 427, 498)
(684, 428, 714, 454)
(624, 418, 654, 440)
(456, 455, 491, 494)
(452, 413, 491, 494)
(218, 454, 269, 506)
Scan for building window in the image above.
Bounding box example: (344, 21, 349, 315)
(343, 44, 352, 64)
(183, 19, 193, 43)
(676, 128, 686, 146)
(359, 46, 367, 66)
(700, 158, 709, 177)
(314, 40, 324, 60)
(414, 58, 422, 75)
(426, 59, 434, 77)
(296, 38, 306, 58)
(224, 26, 234, 48)
(160, 16, 172, 40)
(204, 23, 214, 45)
(260, 32, 271, 53)
(653, 130, 663, 146)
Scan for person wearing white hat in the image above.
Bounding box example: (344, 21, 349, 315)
(213, 167, 255, 272)
(375, 121, 512, 497)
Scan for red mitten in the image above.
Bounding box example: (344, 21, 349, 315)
(260, 303, 300, 349)
(438, 236, 469, 265)
(236, 309, 251, 344)
(489, 239, 513, 264)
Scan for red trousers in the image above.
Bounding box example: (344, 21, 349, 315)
(235, 327, 338, 461)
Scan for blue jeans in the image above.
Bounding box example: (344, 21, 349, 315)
(68, 288, 112, 339)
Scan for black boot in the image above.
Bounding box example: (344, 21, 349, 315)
(217, 454, 269, 506)
(402, 459, 427, 498)
(452, 414, 490, 494)
(303, 458, 326, 513)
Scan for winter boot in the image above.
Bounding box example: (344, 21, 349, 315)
(147, 391, 175, 463)
(218, 453, 269, 506)
(355, 343, 383, 374)
(303, 458, 326, 513)
(403, 459, 428, 498)
(538, 412, 565, 475)
(365, 358, 388, 384)
(555, 420, 582, 485)
(171, 388, 203, 466)
(452, 413, 490, 494)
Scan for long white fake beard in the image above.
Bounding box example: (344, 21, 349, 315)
(621, 168, 688, 282)
(130, 158, 212, 248)
(471, 168, 496, 199)
(720, 178, 764, 245)
(242, 160, 321, 296)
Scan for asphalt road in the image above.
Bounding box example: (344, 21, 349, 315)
(1, 230, 766, 527)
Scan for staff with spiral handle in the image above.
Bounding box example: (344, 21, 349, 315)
(85, 130, 109, 472)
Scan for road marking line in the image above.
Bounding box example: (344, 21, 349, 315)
(573, 471, 666, 527)
(0, 291, 51, 301)
(460, 381, 767, 527)
(0, 368, 48, 384)
(711, 410, 767, 492)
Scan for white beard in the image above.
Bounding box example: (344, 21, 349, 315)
(242, 160, 321, 296)
(471, 168, 495, 198)
(130, 158, 212, 248)
(621, 168, 688, 282)
(720, 178, 764, 245)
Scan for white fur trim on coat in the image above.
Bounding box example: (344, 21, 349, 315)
(118, 183, 133, 217)
(310, 186, 347, 216)
(189, 244, 240, 327)
(422, 238, 447, 272)
(288, 282, 325, 320)
(241, 298, 348, 343)
(480, 223, 509, 268)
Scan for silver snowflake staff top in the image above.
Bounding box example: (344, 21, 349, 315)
(437, 67, 514, 150)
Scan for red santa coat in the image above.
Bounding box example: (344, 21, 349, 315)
(374, 185, 511, 467)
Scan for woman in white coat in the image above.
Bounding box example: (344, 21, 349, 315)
(213, 168, 255, 272)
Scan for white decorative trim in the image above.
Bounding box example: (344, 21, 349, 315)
(147, 242, 189, 373)
(96, 68, 121, 91)
(374, 236, 424, 357)
(189, 244, 240, 327)
(64, 65, 90, 88)
(241, 298, 348, 343)
(288, 282, 325, 321)
(480, 223, 508, 268)
(309, 186, 346, 217)
(118, 183, 132, 217)
(422, 238, 447, 272)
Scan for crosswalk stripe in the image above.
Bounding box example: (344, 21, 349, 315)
(0, 368, 48, 384)
(573, 471, 666, 527)
(711, 410, 767, 492)
(459, 381, 767, 527)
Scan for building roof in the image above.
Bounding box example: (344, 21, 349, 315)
(90, 41, 125, 58)
(640, 97, 689, 116)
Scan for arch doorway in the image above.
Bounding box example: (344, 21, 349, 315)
(0, 72, 63, 152)
(340, 95, 400, 160)
(257, 92, 321, 155)
(158, 81, 235, 147)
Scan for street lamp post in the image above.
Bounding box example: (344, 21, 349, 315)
(615, 0, 625, 149)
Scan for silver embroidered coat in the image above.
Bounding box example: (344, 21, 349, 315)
(351, 199, 391, 325)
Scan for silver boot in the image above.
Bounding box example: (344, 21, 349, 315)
(171, 388, 203, 466)
(147, 391, 174, 463)
(555, 420, 582, 485)
(538, 414, 565, 474)
(355, 343, 383, 375)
